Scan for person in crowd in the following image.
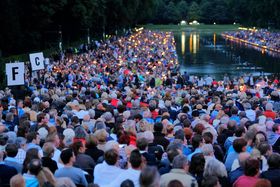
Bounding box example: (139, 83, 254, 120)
(233, 158, 260, 187)
(22, 148, 40, 174)
(139, 166, 160, 187)
(0, 150, 18, 186)
(4, 143, 23, 173)
(41, 142, 58, 174)
(160, 155, 198, 187)
(189, 153, 205, 186)
(85, 134, 104, 163)
(23, 159, 41, 187)
(260, 153, 280, 187)
(54, 148, 88, 186)
(15, 137, 27, 164)
(93, 149, 124, 186)
(106, 149, 143, 187)
(228, 152, 250, 185)
(72, 140, 95, 172)
(201, 176, 221, 187)
(10, 174, 26, 187)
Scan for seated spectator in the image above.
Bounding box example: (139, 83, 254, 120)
(204, 157, 229, 187)
(233, 158, 260, 187)
(139, 166, 160, 187)
(137, 138, 157, 166)
(225, 138, 247, 172)
(189, 153, 205, 186)
(260, 153, 280, 187)
(201, 176, 221, 187)
(85, 134, 104, 163)
(10, 174, 25, 187)
(4, 143, 23, 173)
(0, 150, 18, 186)
(94, 149, 124, 186)
(72, 140, 95, 172)
(54, 148, 88, 187)
(26, 132, 42, 153)
(41, 142, 58, 174)
(23, 159, 41, 187)
(229, 152, 250, 185)
(160, 155, 198, 187)
(15, 137, 27, 164)
(107, 149, 143, 187)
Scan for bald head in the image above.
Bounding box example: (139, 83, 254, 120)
(238, 152, 250, 168)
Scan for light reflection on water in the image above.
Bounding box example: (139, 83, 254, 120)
(175, 32, 280, 80)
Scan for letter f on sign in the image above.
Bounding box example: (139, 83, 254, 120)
(12, 67, 19, 80)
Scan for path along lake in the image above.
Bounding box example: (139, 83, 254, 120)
(174, 31, 280, 80)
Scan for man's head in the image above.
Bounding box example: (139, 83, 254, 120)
(129, 149, 142, 169)
(26, 132, 40, 145)
(233, 138, 247, 153)
(172, 155, 189, 172)
(238, 152, 250, 168)
(104, 149, 119, 166)
(267, 153, 280, 169)
(42, 142, 55, 158)
(136, 138, 149, 151)
(5, 143, 18, 157)
(272, 124, 280, 135)
(60, 148, 75, 165)
(28, 159, 42, 175)
(244, 158, 259, 177)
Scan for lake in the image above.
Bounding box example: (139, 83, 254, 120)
(174, 31, 280, 80)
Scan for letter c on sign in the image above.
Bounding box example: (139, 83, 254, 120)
(35, 57, 40, 66)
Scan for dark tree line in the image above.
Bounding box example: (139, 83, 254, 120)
(0, 0, 279, 57)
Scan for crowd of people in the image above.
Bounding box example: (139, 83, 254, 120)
(0, 29, 280, 187)
(224, 29, 280, 52)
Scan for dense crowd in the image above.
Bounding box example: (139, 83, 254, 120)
(1, 29, 280, 187)
(224, 29, 280, 52)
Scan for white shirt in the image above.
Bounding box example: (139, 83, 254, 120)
(52, 148, 61, 163)
(105, 168, 141, 187)
(94, 161, 124, 186)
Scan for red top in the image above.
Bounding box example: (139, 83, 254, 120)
(263, 110, 276, 120)
(233, 175, 259, 187)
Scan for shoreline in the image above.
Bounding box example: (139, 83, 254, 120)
(221, 34, 280, 54)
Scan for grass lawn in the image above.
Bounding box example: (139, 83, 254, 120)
(140, 24, 240, 34)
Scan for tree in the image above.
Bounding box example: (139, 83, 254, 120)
(188, 1, 201, 21)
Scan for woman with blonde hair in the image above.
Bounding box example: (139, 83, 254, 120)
(37, 167, 56, 187)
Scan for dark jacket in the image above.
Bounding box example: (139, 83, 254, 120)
(0, 164, 18, 186)
(153, 132, 170, 151)
(85, 146, 104, 163)
(41, 157, 58, 174)
(260, 168, 280, 187)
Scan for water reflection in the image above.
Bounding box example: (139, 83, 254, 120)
(181, 32, 185, 55)
(175, 32, 280, 80)
(213, 33, 216, 46)
(188, 33, 200, 54)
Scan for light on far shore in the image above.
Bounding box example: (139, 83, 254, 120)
(213, 22, 216, 25)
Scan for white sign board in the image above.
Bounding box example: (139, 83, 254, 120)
(29, 52, 45, 71)
(6, 62, 25, 86)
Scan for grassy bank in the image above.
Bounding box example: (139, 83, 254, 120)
(141, 24, 240, 34)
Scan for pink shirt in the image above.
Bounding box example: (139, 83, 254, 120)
(233, 175, 259, 187)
